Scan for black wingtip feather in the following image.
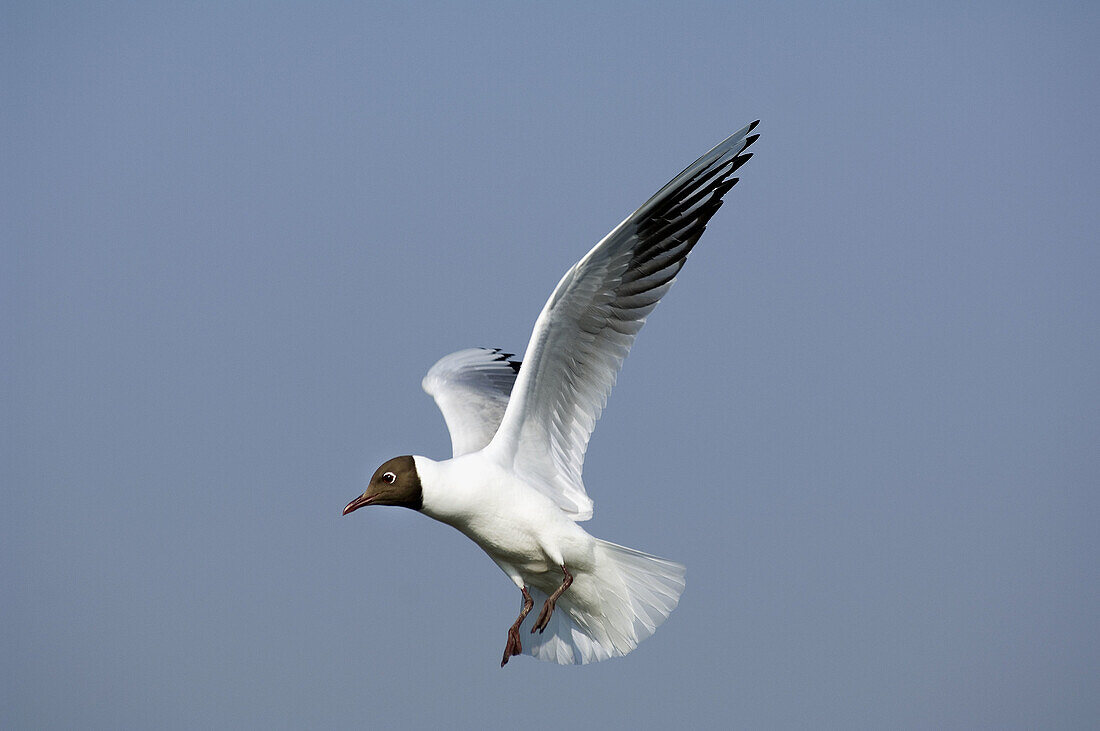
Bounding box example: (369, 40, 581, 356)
(728, 152, 753, 174)
(748, 119, 760, 132)
(715, 178, 738, 197)
(485, 347, 522, 373)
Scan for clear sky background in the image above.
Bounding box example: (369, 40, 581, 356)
(3, 2, 1098, 728)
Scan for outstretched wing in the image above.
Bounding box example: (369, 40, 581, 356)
(422, 348, 522, 457)
(485, 122, 760, 520)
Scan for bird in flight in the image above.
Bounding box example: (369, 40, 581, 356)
(344, 121, 760, 665)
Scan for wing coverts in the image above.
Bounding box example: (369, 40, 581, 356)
(488, 122, 761, 520)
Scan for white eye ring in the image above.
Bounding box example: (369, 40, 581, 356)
(382, 471, 396, 484)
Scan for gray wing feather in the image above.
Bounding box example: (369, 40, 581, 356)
(486, 122, 760, 520)
(422, 348, 522, 457)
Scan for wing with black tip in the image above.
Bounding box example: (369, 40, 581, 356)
(486, 122, 760, 520)
(422, 347, 522, 457)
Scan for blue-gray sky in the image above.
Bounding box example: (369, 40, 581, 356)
(3, 2, 1098, 728)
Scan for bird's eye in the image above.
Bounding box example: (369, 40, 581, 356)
(383, 471, 396, 484)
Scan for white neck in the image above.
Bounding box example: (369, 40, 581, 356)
(411, 455, 450, 519)
(412, 453, 491, 527)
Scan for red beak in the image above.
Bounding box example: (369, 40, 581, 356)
(343, 494, 374, 515)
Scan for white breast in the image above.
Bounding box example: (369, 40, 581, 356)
(414, 454, 594, 576)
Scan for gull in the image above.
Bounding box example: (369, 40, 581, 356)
(343, 121, 759, 665)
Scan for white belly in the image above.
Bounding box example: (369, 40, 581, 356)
(418, 453, 597, 582)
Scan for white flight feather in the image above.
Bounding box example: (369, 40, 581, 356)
(484, 121, 760, 521)
(422, 348, 520, 457)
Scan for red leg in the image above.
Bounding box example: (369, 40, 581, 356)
(531, 564, 573, 634)
(501, 587, 534, 667)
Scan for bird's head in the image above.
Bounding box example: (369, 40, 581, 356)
(343, 455, 423, 514)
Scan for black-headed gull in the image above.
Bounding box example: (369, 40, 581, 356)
(344, 122, 759, 665)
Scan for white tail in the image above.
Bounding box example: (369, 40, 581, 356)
(520, 540, 686, 665)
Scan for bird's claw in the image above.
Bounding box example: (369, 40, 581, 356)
(530, 564, 572, 634)
(501, 627, 523, 667)
(531, 600, 555, 634)
(501, 586, 534, 667)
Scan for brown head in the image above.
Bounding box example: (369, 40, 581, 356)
(342, 455, 424, 515)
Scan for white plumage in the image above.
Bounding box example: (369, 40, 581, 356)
(422, 348, 520, 457)
(347, 122, 759, 665)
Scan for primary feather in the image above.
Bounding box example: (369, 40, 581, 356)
(485, 121, 760, 520)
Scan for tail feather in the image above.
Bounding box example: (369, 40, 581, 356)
(520, 539, 686, 665)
